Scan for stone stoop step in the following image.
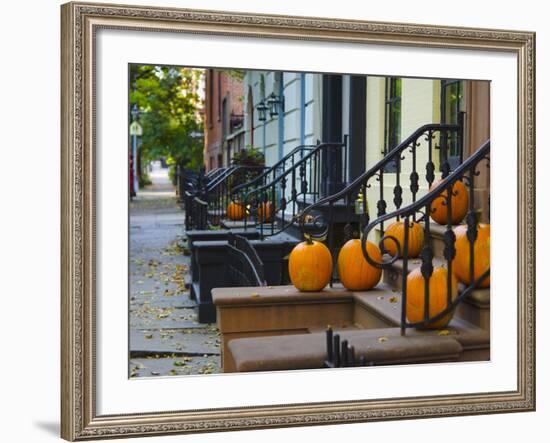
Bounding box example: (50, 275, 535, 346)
(221, 220, 258, 230)
(381, 254, 490, 331)
(383, 256, 447, 290)
(227, 328, 464, 373)
(353, 290, 490, 346)
(425, 222, 464, 259)
(214, 284, 489, 372)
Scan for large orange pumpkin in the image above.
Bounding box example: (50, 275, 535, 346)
(430, 179, 469, 225)
(406, 266, 458, 329)
(257, 201, 274, 223)
(288, 239, 333, 292)
(337, 239, 382, 290)
(382, 220, 424, 258)
(227, 201, 245, 221)
(452, 223, 490, 288)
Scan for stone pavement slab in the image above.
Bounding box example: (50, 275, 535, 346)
(129, 184, 221, 377)
(130, 355, 220, 377)
(130, 306, 208, 330)
(130, 327, 220, 356)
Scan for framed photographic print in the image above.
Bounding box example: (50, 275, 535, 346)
(61, 1, 536, 440)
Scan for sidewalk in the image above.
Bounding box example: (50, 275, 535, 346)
(129, 165, 220, 377)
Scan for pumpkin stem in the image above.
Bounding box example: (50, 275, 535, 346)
(304, 233, 314, 245)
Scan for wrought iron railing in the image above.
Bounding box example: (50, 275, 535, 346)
(299, 123, 464, 257)
(324, 327, 370, 368)
(181, 166, 227, 192)
(205, 167, 226, 181)
(204, 165, 267, 226)
(361, 139, 490, 334)
(177, 166, 198, 203)
(184, 191, 208, 231)
(226, 233, 267, 287)
(182, 167, 232, 230)
(240, 141, 348, 239)
(231, 144, 318, 202)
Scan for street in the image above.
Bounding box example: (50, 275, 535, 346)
(129, 163, 221, 377)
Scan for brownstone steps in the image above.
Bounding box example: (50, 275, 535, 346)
(381, 256, 489, 331)
(226, 323, 488, 373)
(213, 283, 490, 372)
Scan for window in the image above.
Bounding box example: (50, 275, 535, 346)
(383, 77, 402, 171)
(440, 79, 464, 171)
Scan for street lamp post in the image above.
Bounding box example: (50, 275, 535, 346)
(130, 104, 142, 199)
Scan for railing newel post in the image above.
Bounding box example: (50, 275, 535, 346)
(333, 334, 340, 368)
(341, 340, 349, 367)
(401, 215, 410, 335)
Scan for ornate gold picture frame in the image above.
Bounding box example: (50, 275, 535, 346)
(61, 2, 535, 440)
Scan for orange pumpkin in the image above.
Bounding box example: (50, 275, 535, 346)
(452, 223, 490, 288)
(337, 239, 382, 290)
(227, 201, 245, 221)
(406, 266, 458, 329)
(382, 220, 424, 258)
(288, 239, 333, 292)
(257, 201, 274, 223)
(430, 179, 469, 225)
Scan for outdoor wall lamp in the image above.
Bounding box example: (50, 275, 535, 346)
(267, 92, 284, 117)
(256, 100, 269, 122)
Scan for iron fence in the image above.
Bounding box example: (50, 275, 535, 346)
(299, 122, 464, 274)
(240, 141, 348, 239)
(361, 140, 490, 333)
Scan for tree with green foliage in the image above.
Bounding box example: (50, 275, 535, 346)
(129, 65, 205, 178)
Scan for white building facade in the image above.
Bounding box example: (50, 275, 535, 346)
(243, 71, 323, 166)
(240, 71, 488, 216)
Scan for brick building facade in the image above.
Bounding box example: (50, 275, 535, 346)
(204, 70, 245, 171)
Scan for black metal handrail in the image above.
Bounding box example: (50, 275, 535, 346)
(361, 140, 490, 334)
(205, 166, 239, 192)
(240, 141, 348, 238)
(205, 167, 225, 181)
(299, 122, 464, 241)
(185, 191, 208, 231)
(204, 165, 268, 227)
(300, 123, 463, 236)
(184, 166, 255, 230)
(181, 167, 229, 204)
(226, 233, 267, 287)
(230, 144, 318, 201)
